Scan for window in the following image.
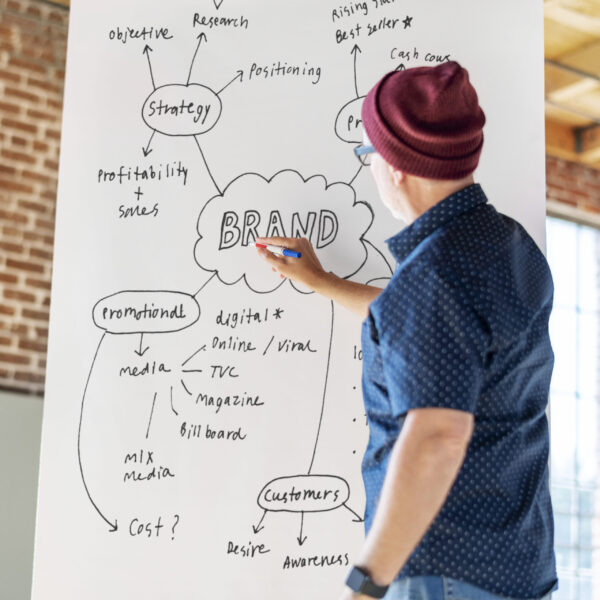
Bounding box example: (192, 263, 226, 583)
(547, 217, 600, 600)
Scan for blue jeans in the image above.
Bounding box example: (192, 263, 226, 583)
(385, 576, 553, 600)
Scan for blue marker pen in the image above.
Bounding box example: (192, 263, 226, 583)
(253, 242, 302, 259)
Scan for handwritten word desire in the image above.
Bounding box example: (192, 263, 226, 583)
(227, 540, 270, 558)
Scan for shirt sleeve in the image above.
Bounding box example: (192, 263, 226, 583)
(374, 268, 489, 417)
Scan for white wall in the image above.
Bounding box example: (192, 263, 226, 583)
(0, 391, 43, 600)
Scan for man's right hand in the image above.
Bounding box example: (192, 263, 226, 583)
(256, 236, 330, 292)
(255, 236, 384, 318)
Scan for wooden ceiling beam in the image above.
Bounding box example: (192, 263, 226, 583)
(546, 118, 578, 161)
(545, 0, 600, 36)
(556, 38, 600, 80)
(548, 78, 599, 103)
(545, 59, 600, 102)
(545, 118, 600, 168)
(580, 124, 600, 162)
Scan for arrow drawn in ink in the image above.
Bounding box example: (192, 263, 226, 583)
(297, 512, 307, 546)
(395, 62, 406, 72)
(142, 130, 156, 157)
(134, 332, 150, 356)
(307, 300, 334, 474)
(77, 332, 118, 532)
(351, 44, 362, 98)
(193, 135, 222, 196)
(252, 510, 267, 534)
(213, 0, 224, 9)
(143, 45, 156, 90)
(217, 70, 244, 95)
(170, 386, 178, 416)
(187, 33, 207, 86)
(343, 503, 364, 523)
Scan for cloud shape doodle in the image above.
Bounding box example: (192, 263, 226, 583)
(194, 170, 374, 293)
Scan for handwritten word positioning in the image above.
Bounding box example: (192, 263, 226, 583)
(248, 61, 322, 85)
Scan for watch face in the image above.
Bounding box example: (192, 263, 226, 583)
(346, 566, 367, 592)
(345, 566, 389, 599)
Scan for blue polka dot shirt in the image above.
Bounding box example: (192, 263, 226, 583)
(361, 184, 558, 599)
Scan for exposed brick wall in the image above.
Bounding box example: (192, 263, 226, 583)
(0, 0, 68, 394)
(546, 155, 600, 214)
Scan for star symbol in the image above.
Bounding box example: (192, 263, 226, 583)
(403, 16, 413, 29)
(274, 308, 284, 319)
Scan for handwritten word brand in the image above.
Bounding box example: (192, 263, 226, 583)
(219, 210, 339, 250)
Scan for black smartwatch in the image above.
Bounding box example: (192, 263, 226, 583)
(345, 566, 389, 598)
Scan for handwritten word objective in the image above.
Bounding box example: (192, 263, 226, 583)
(108, 26, 173, 44)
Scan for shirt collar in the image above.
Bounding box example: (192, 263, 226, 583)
(386, 183, 488, 263)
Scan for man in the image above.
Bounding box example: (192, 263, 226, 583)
(256, 62, 557, 600)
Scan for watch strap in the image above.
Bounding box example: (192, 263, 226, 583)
(345, 566, 389, 598)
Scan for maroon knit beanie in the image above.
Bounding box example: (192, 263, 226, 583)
(361, 61, 486, 180)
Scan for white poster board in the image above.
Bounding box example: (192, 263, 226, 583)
(32, 1, 544, 598)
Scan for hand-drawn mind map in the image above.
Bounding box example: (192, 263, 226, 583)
(74, 0, 454, 573)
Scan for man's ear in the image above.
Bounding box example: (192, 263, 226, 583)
(388, 164, 405, 187)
